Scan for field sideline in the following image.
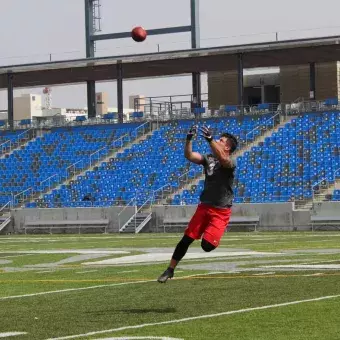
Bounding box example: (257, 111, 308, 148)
(0, 232, 340, 339)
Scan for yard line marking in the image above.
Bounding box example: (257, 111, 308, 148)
(98, 337, 183, 340)
(117, 270, 139, 274)
(0, 254, 36, 259)
(36, 271, 55, 274)
(47, 293, 340, 340)
(0, 272, 219, 301)
(75, 270, 98, 274)
(2, 271, 340, 286)
(0, 332, 27, 338)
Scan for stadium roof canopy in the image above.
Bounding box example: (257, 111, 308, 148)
(1, 35, 340, 89)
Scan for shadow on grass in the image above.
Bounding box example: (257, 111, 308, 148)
(119, 307, 177, 314)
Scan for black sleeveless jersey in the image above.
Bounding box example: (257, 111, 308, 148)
(199, 154, 236, 208)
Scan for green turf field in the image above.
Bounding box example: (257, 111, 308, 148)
(1, 232, 340, 340)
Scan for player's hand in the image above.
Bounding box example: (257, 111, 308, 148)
(186, 125, 197, 141)
(199, 125, 213, 143)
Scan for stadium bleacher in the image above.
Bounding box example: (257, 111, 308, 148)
(0, 111, 338, 209)
(34, 114, 278, 208)
(174, 112, 340, 204)
(0, 124, 141, 207)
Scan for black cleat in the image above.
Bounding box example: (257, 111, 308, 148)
(157, 268, 174, 283)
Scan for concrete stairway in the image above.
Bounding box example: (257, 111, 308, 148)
(295, 178, 340, 211)
(119, 212, 152, 233)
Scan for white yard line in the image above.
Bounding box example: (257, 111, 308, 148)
(47, 293, 340, 340)
(36, 271, 55, 274)
(0, 254, 36, 259)
(300, 259, 340, 265)
(0, 332, 27, 338)
(0, 272, 221, 301)
(0, 250, 129, 255)
(98, 337, 183, 340)
(75, 270, 98, 274)
(117, 270, 139, 274)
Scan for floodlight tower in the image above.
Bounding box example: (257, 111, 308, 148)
(84, 0, 201, 123)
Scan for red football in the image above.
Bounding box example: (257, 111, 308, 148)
(131, 26, 147, 42)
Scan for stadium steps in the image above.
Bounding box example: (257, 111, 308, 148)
(119, 212, 152, 233)
(0, 128, 44, 160)
(0, 215, 11, 234)
(165, 115, 298, 204)
(37, 130, 154, 200)
(0, 202, 11, 234)
(296, 179, 340, 210)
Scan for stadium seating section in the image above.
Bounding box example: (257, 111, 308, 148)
(0, 124, 140, 206)
(173, 112, 340, 204)
(30, 115, 275, 207)
(0, 112, 339, 208)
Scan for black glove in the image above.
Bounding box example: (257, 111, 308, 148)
(199, 125, 213, 143)
(186, 125, 197, 141)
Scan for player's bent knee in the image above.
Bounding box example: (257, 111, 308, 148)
(201, 239, 216, 252)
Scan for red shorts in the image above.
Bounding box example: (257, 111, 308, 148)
(184, 203, 232, 247)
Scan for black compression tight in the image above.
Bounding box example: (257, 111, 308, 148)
(172, 235, 217, 263)
(172, 235, 194, 262)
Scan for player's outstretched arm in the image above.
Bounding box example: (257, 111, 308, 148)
(184, 126, 204, 165)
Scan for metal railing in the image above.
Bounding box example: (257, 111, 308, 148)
(2, 115, 152, 131)
(312, 167, 340, 202)
(152, 184, 172, 204)
(245, 111, 283, 147)
(0, 128, 35, 156)
(118, 197, 137, 231)
(0, 201, 11, 214)
(133, 197, 153, 233)
(0, 98, 339, 132)
(334, 168, 340, 190)
(40, 174, 61, 192)
(35, 199, 131, 209)
(66, 160, 85, 179)
(89, 133, 128, 168)
(12, 188, 34, 207)
(151, 168, 200, 205)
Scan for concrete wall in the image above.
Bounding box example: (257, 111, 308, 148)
(9, 203, 322, 233)
(208, 71, 238, 108)
(129, 95, 145, 111)
(208, 70, 280, 108)
(13, 94, 42, 120)
(311, 201, 340, 216)
(96, 92, 108, 116)
(280, 62, 339, 102)
(10, 206, 135, 234)
(14, 94, 43, 121)
(280, 65, 310, 103)
(315, 62, 338, 100)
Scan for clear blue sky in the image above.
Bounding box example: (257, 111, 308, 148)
(0, 0, 340, 109)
